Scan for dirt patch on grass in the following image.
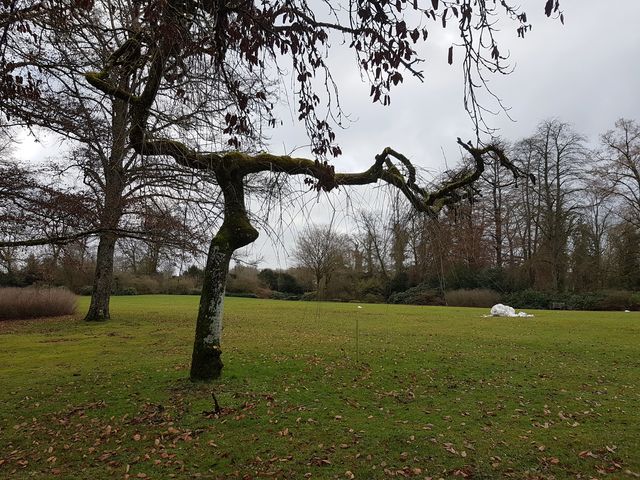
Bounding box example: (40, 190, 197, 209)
(0, 315, 78, 334)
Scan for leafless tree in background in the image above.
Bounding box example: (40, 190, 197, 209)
(598, 119, 640, 228)
(1, 1, 233, 320)
(293, 225, 348, 298)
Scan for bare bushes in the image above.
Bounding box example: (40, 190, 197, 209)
(0, 287, 77, 320)
(445, 289, 501, 308)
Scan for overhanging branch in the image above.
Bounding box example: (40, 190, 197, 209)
(0, 228, 205, 253)
(84, 29, 532, 220)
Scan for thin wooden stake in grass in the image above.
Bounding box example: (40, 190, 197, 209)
(356, 316, 359, 363)
(356, 306, 362, 363)
(211, 392, 221, 414)
(202, 392, 223, 417)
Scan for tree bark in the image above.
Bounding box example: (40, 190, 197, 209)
(84, 92, 128, 321)
(189, 236, 233, 380)
(85, 232, 117, 321)
(189, 171, 258, 381)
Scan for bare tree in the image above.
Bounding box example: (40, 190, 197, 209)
(357, 211, 392, 279)
(389, 192, 411, 275)
(0, 156, 97, 283)
(1, 1, 229, 320)
(605, 221, 640, 290)
(293, 225, 347, 298)
(598, 119, 640, 228)
(574, 178, 615, 289)
(477, 139, 518, 269)
(512, 120, 585, 291)
(0, 126, 19, 277)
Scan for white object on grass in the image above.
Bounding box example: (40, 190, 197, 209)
(490, 303, 515, 317)
(488, 303, 534, 318)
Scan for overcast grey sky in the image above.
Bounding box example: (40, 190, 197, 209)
(240, 0, 640, 268)
(16, 0, 640, 270)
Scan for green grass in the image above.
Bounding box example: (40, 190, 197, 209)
(1, 296, 639, 479)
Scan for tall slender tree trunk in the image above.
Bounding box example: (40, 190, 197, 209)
(353, 245, 363, 274)
(145, 240, 161, 275)
(190, 171, 258, 381)
(492, 179, 503, 269)
(315, 271, 323, 299)
(84, 92, 128, 322)
(84, 183, 124, 321)
(365, 237, 374, 276)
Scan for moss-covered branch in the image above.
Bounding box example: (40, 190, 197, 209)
(85, 71, 139, 104)
(87, 72, 529, 214)
(83, 16, 527, 219)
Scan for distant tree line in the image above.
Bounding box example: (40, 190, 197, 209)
(2, 117, 639, 310)
(284, 118, 640, 309)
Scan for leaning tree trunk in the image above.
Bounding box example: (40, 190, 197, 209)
(189, 236, 233, 380)
(190, 171, 258, 381)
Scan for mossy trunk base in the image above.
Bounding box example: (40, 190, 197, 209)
(190, 346, 223, 381)
(84, 306, 110, 322)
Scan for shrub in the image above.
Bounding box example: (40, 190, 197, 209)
(78, 285, 93, 296)
(164, 276, 198, 295)
(113, 274, 161, 295)
(225, 292, 258, 298)
(629, 293, 640, 311)
(0, 271, 23, 287)
(253, 287, 272, 299)
(300, 291, 317, 301)
(556, 290, 634, 311)
(388, 284, 445, 306)
(561, 292, 602, 311)
(115, 286, 138, 296)
(445, 289, 501, 308)
(0, 287, 77, 320)
(361, 293, 385, 304)
(275, 273, 304, 294)
(258, 269, 278, 289)
(184, 265, 205, 281)
(504, 289, 634, 311)
(258, 269, 304, 294)
(387, 272, 409, 295)
(269, 291, 301, 301)
(504, 289, 552, 310)
(356, 277, 386, 297)
(227, 265, 260, 294)
(592, 291, 632, 311)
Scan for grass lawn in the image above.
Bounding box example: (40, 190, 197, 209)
(1, 296, 639, 479)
